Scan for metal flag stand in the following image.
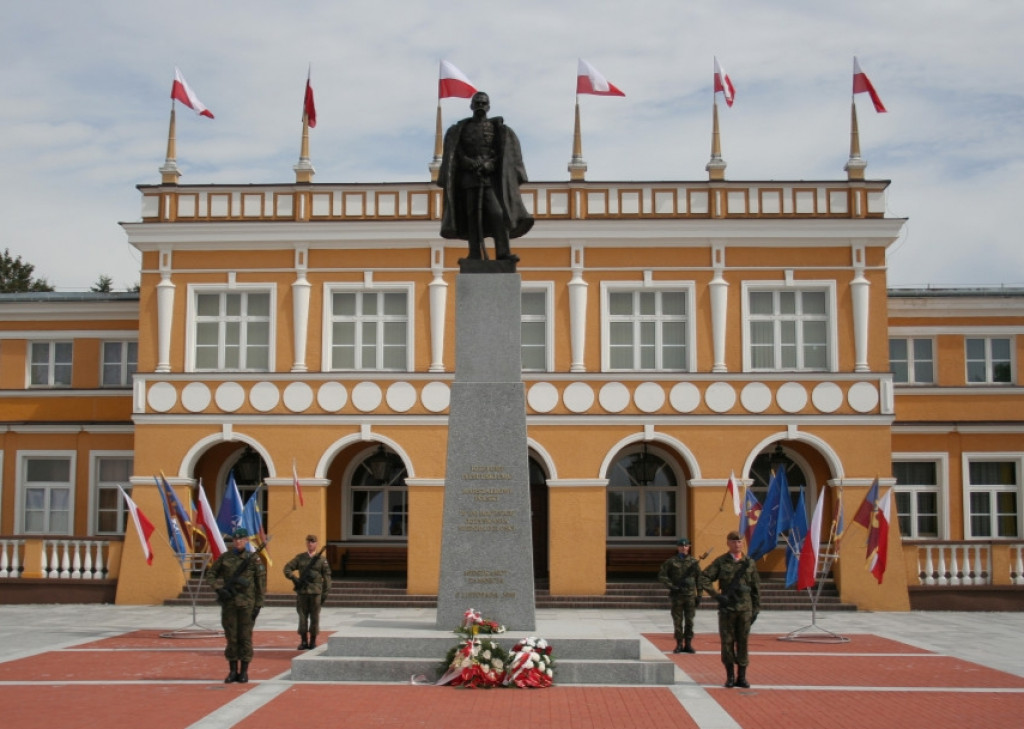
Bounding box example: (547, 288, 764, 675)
(161, 552, 222, 638)
(778, 548, 850, 643)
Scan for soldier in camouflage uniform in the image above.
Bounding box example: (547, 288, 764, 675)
(206, 527, 265, 683)
(701, 530, 760, 688)
(657, 537, 701, 654)
(284, 534, 331, 649)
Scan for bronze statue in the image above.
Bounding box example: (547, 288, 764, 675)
(437, 92, 533, 266)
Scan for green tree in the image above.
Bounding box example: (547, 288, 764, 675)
(0, 249, 53, 292)
(91, 275, 114, 293)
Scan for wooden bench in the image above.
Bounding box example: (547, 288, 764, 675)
(606, 547, 675, 576)
(327, 545, 408, 577)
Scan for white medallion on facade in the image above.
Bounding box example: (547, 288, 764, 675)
(283, 382, 314, 412)
(740, 382, 772, 413)
(249, 382, 280, 412)
(634, 382, 666, 413)
(562, 382, 595, 413)
(527, 382, 559, 413)
(847, 381, 879, 413)
(704, 382, 737, 413)
(811, 382, 844, 413)
(776, 382, 808, 413)
(317, 382, 348, 412)
(669, 382, 701, 413)
(421, 381, 450, 413)
(181, 382, 211, 413)
(147, 382, 178, 413)
(386, 382, 417, 413)
(598, 382, 630, 413)
(214, 382, 246, 412)
(351, 382, 383, 412)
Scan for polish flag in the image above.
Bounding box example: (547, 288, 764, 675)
(853, 57, 887, 113)
(118, 486, 156, 565)
(195, 483, 226, 559)
(293, 461, 305, 507)
(868, 489, 892, 583)
(726, 472, 741, 516)
(714, 57, 735, 107)
(303, 68, 317, 128)
(171, 68, 214, 118)
(797, 486, 826, 589)
(576, 58, 625, 96)
(439, 60, 477, 99)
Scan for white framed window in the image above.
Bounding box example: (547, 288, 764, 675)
(29, 341, 73, 387)
(521, 283, 554, 372)
(91, 453, 134, 535)
(188, 286, 274, 372)
(889, 337, 934, 385)
(892, 455, 947, 539)
(743, 283, 835, 371)
(346, 445, 408, 539)
(963, 454, 1021, 538)
(965, 337, 1012, 384)
(606, 445, 682, 540)
(18, 452, 75, 534)
(101, 341, 138, 387)
(600, 282, 695, 372)
(324, 284, 413, 371)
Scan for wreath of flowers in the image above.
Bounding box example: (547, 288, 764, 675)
(503, 637, 555, 688)
(431, 610, 555, 689)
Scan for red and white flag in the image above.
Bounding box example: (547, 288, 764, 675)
(171, 68, 214, 118)
(576, 58, 625, 97)
(118, 486, 155, 565)
(713, 57, 735, 107)
(852, 57, 886, 113)
(293, 461, 305, 507)
(439, 60, 477, 99)
(868, 488, 892, 583)
(303, 67, 317, 128)
(797, 486, 826, 589)
(726, 472, 741, 516)
(195, 483, 226, 559)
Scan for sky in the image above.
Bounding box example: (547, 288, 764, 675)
(1, 1, 1021, 291)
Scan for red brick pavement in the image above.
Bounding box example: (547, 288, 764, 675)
(2, 629, 1022, 729)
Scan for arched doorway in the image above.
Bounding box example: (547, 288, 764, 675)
(607, 442, 685, 542)
(529, 456, 549, 578)
(345, 444, 409, 540)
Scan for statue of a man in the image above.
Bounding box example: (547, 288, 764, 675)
(437, 92, 533, 264)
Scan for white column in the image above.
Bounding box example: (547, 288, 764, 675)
(709, 243, 729, 373)
(850, 244, 870, 373)
(291, 246, 311, 372)
(428, 246, 448, 372)
(568, 243, 588, 373)
(155, 278, 175, 375)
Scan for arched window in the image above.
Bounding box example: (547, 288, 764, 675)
(748, 443, 809, 526)
(607, 443, 679, 540)
(349, 445, 408, 539)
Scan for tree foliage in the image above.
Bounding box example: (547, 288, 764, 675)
(0, 249, 54, 292)
(91, 275, 114, 293)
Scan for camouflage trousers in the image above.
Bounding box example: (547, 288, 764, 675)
(295, 593, 322, 637)
(717, 609, 753, 666)
(669, 593, 697, 642)
(220, 604, 255, 662)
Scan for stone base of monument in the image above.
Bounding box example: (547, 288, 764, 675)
(289, 632, 675, 685)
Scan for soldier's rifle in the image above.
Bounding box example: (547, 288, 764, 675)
(291, 545, 328, 592)
(215, 537, 271, 605)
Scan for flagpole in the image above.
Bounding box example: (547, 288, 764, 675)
(706, 97, 726, 181)
(429, 101, 443, 182)
(845, 57, 867, 181)
(159, 104, 181, 185)
(567, 96, 587, 181)
(295, 64, 315, 184)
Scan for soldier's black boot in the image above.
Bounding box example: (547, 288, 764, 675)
(673, 640, 684, 654)
(682, 638, 696, 654)
(308, 633, 317, 649)
(238, 661, 249, 683)
(298, 633, 308, 650)
(224, 660, 238, 683)
(735, 665, 750, 689)
(724, 665, 736, 688)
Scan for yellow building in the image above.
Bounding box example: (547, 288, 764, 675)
(1, 115, 1022, 612)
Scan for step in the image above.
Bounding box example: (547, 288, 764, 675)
(289, 636, 674, 685)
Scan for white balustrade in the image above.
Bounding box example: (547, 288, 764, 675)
(1012, 545, 1024, 586)
(41, 540, 110, 580)
(916, 543, 991, 586)
(0, 539, 25, 578)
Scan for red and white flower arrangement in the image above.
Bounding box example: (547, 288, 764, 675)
(503, 636, 555, 688)
(436, 636, 509, 688)
(456, 607, 506, 636)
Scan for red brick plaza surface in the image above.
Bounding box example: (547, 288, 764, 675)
(1, 629, 1022, 729)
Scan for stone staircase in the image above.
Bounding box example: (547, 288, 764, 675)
(168, 575, 853, 611)
(290, 634, 675, 685)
